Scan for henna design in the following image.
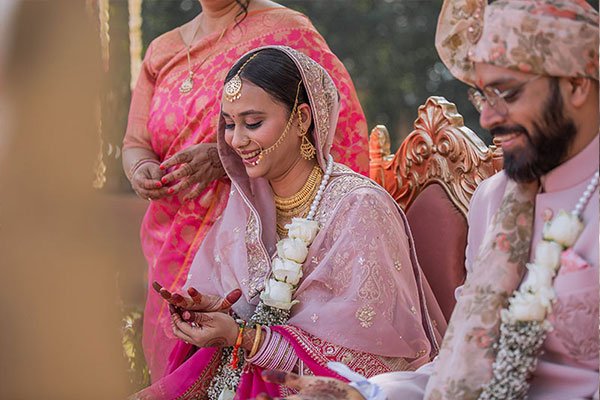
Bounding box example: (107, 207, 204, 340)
(303, 380, 350, 400)
(188, 312, 213, 325)
(204, 337, 228, 348)
(207, 146, 224, 172)
(222, 289, 243, 309)
(241, 327, 257, 351)
(160, 285, 236, 312)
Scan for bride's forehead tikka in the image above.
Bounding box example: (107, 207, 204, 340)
(224, 53, 260, 102)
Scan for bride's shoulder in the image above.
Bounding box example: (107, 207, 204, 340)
(315, 163, 394, 222)
(325, 164, 379, 195)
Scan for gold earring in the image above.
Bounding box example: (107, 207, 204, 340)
(297, 108, 316, 160)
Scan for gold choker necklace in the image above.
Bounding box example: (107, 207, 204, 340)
(274, 165, 323, 236)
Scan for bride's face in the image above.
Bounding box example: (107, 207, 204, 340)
(222, 80, 310, 180)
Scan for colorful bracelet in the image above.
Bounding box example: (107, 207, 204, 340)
(230, 320, 246, 369)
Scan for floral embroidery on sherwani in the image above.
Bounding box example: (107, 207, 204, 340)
(425, 180, 538, 399)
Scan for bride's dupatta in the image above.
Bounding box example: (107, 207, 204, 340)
(133, 46, 446, 400)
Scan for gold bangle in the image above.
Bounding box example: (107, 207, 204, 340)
(248, 324, 262, 359)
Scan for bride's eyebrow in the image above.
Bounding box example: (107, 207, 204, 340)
(221, 110, 266, 118)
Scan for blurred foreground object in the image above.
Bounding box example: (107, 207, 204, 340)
(0, 1, 131, 398)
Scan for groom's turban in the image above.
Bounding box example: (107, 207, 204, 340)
(436, 0, 599, 85)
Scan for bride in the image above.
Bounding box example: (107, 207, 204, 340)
(136, 45, 446, 400)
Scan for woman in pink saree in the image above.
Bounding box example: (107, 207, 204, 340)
(122, 0, 369, 382)
(133, 46, 446, 400)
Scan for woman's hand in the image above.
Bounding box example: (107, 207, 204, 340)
(254, 371, 365, 400)
(159, 143, 225, 201)
(130, 161, 169, 200)
(171, 311, 238, 348)
(153, 282, 242, 312)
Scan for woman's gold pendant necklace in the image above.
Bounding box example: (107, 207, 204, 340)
(178, 15, 228, 95)
(179, 72, 195, 94)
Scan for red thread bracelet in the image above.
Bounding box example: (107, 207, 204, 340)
(230, 320, 246, 369)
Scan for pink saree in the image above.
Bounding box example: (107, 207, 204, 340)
(123, 7, 369, 381)
(132, 46, 445, 400)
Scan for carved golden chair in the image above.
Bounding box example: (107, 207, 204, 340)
(369, 96, 503, 321)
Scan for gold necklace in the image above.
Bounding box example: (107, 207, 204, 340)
(179, 15, 229, 94)
(275, 165, 323, 236)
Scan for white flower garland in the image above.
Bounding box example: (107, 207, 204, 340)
(260, 155, 334, 311)
(480, 171, 599, 399)
(211, 156, 334, 400)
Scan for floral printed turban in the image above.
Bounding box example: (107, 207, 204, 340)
(436, 0, 599, 86)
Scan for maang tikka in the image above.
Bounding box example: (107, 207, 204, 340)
(224, 53, 259, 102)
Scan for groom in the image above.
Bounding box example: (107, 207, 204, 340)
(256, 0, 599, 399)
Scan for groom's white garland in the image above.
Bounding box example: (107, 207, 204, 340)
(479, 171, 599, 400)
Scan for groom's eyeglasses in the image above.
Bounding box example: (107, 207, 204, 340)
(468, 75, 543, 117)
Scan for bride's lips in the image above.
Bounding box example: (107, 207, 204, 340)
(238, 149, 262, 166)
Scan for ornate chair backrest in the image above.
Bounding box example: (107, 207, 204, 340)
(369, 96, 503, 321)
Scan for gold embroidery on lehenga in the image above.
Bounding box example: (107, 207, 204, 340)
(172, 349, 222, 400)
(244, 212, 270, 298)
(283, 48, 337, 147)
(376, 355, 413, 372)
(394, 260, 403, 271)
(281, 325, 406, 377)
(314, 166, 378, 224)
(356, 305, 376, 328)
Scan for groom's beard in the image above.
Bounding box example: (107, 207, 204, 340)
(492, 80, 577, 183)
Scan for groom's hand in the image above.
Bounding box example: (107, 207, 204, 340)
(253, 370, 365, 400)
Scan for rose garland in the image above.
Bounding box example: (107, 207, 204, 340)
(479, 171, 599, 400)
(209, 156, 334, 400)
(259, 155, 334, 314)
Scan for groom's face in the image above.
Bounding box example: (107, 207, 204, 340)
(474, 63, 577, 183)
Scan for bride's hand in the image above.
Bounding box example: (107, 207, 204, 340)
(171, 311, 238, 348)
(153, 281, 242, 312)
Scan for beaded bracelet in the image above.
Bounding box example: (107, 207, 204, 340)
(230, 320, 246, 369)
